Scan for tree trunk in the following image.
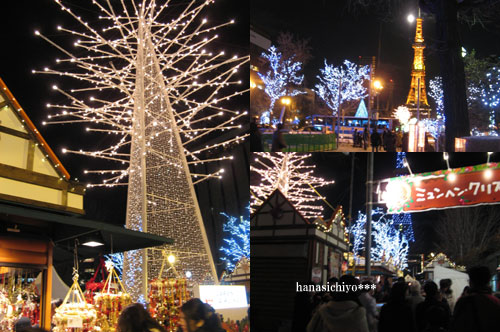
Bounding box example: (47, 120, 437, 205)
(434, 0, 470, 151)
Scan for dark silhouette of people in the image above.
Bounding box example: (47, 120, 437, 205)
(363, 126, 369, 150)
(179, 298, 225, 332)
(439, 278, 455, 314)
(402, 132, 409, 152)
(378, 282, 415, 332)
(371, 130, 381, 152)
(359, 281, 379, 332)
(271, 123, 287, 152)
(450, 266, 500, 332)
(415, 281, 450, 332)
(307, 275, 369, 332)
(250, 120, 263, 152)
(117, 303, 167, 332)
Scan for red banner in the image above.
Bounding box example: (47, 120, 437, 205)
(382, 163, 500, 213)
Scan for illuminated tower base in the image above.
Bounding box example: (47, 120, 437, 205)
(123, 14, 217, 302)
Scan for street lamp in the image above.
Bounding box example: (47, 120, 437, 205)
(373, 79, 384, 116)
(279, 97, 291, 123)
(281, 97, 291, 106)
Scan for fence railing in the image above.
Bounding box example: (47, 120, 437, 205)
(261, 133, 337, 152)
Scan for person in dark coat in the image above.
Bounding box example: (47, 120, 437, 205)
(353, 129, 358, 147)
(179, 299, 225, 332)
(363, 126, 369, 150)
(370, 130, 381, 152)
(117, 303, 167, 332)
(271, 123, 287, 152)
(292, 282, 316, 332)
(378, 282, 415, 332)
(450, 266, 500, 332)
(249, 120, 263, 151)
(307, 275, 369, 332)
(402, 132, 409, 152)
(385, 131, 396, 152)
(415, 281, 451, 332)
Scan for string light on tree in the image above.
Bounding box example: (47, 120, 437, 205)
(429, 77, 445, 120)
(350, 208, 409, 270)
(257, 45, 305, 121)
(250, 153, 334, 220)
(393, 153, 415, 242)
(481, 67, 500, 136)
(219, 206, 250, 273)
(34, 0, 249, 300)
(315, 59, 370, 116)
(105, 253, 124, 278)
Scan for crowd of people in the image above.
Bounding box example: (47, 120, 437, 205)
(293, 266, 500, 332)
(13, 298, 226, 332)
(353, 127, 402, 152)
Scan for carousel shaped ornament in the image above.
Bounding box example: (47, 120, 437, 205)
(52, 271, 97, 332)
(94, 261, 132, 332)
(148, 251, 191, 332)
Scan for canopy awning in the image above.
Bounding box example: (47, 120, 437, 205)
(0, 200, 173, 265)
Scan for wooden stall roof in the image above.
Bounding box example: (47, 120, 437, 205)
(0, 77, 70, 180)
(0, 200, 173, 264)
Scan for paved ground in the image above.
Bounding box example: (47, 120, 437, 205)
(331, 142, 402, 152)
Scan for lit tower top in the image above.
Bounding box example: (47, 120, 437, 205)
(406, 16, 430, 107)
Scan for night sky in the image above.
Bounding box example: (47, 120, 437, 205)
(0, 0, 249, 224)
(251, 0, 500, 108)
(301, 152, 500, 256)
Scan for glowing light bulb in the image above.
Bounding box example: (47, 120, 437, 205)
(448, 173, 457, 182)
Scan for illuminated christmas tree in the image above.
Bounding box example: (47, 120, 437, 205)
(219, 207, 250, 273)
(257, 45, 304, 120)
(250, 153, 334, 220)
(315, 59, 370, 116)
(481, 67, 500, 135)
(351, 208, 409, 270)
(34, 0, 248, 300)
(392, 152, 415, 242)
(429, 77, 444, 120)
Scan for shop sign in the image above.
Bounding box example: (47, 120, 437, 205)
(198, 285, 248, 309)
(379, 163, 500, 213)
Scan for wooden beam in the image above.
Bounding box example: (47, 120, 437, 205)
(0, 125, 30, 140)
(0, 163, 85, 194)
(0, 248, 47, 265)
(0, 192, 84, 215)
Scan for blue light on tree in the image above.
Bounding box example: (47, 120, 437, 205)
(393, 152, 415, 242)
(219, 207, 250, 273)
(105, 253, 124, 278)
(315, 59, 370, 116)
(481, 67, 500, 136)
(350, 208, 409, 270)
(395, 152, 406, 170)
(258, 45, 305, 121)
